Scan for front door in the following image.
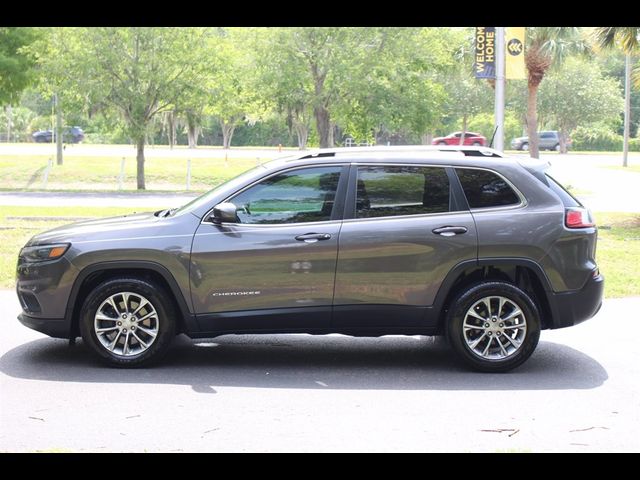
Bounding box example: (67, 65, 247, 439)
(191, 165, 347, 333)
(333, 164, 477, 329)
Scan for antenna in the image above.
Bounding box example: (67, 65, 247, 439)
(489, 125, 499, 149)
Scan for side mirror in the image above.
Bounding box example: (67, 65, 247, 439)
(211, 202, 238, 224)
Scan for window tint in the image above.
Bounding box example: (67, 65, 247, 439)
(231, 166, 341, 224)
(355, 166, 450, 219)
(540, 132, 555, 139)
(456, 168, 520, 208)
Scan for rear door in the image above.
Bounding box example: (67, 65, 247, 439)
(333, 163, 477, 329)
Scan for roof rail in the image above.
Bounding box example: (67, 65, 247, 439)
(294, 145, 505, 160)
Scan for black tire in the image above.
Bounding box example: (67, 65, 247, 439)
(445, 282, 540, 373)
(472, 141, 482, 146)
(520, 142, 529, 151)
(79, 277, 177, 367)
(438, 141, 447, 145)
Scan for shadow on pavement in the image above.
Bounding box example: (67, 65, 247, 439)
(0, 334, 607, 392)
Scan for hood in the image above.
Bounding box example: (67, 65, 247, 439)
(512, 136, 528, 142)
(27, 211, 162, 246)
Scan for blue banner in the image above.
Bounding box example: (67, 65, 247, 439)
(475, 27, 496, 79)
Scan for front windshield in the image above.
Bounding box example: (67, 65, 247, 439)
(173, 157, 290, 215)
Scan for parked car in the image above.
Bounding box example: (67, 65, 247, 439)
(16, 145, 603, 372)
(432, 131, 487, 147)
(32, 126, 85, 143)
(511, 131, 571, 152)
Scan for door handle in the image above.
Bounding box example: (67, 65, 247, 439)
(432, 226, 468, 237)
(295, 233, 332, 243)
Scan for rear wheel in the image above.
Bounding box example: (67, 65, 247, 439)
(446, 282, 540, 372)
(438, 141, 447, 145)
(554, 144, 561, 152)
(79, 277, 177, 367)
(472, 141, 482, 146)
(521, 142, 529, 151)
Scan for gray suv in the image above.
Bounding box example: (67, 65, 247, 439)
(511, 131, 570, 152)
(16, 146, 603, 372)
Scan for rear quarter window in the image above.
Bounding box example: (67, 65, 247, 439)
(456, 168, 521, 209)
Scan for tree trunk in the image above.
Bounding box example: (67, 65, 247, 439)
(136, 136, 146, 190)
(421, 133, 433, 145)
(314, 105, 331, 148)
(6, 105, 11, 142)
(168, 111, 176, 149)
(526, 83, 540, 158)
(294, 121, 309, 150)
(459, 115, 468, 146)
(55, 93, 63, 165)
(558, 130, 567, 154)
(328, 121, 335, 148)
(221, 120, 236, 149)
(187, 123, 199, 149)
(623, 53, 631, 168)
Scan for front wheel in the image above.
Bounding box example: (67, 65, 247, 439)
(521, 142, 529, 151)
(445, 282, 540, 372)
(79, 277, 177, 367)
(472, 141, 482, 146)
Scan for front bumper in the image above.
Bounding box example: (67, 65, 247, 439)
(18, 312, 71, 339)
(546, 273, 604, 329)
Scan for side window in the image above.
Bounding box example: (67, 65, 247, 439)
(230, 166, 342, 224)
(355, 166, 450, 219)
(456, 168, 521, 209)
(540, 132, 553, 139)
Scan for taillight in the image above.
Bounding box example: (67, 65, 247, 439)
(565, 208, 594, 228)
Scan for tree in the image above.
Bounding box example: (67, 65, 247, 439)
(204, 29, 261, 149)
(538, 57, 624, 152)
(524, 27, 588, 158)
(33, 27, 212, 189)
(0, 27, 40, 106)
(333, 28, 456, 145)
(444, 73, 493, 144)
(594, 27, 639, 167)
(260, 28, 397, 148)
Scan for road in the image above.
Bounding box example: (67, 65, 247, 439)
(1, 289, 638, 452)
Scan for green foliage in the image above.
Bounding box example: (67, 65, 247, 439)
(538, 57, 624, 139)
(0, 27, 41, 105)
(0, 106, 37, 141)
(572, 124, 640, 151)
(467, 112, 522, 146)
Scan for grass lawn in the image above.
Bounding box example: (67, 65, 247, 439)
(604, 165, 640, 173)
(0, 205, 158, 289)
(1, 207, 638, 299)
(0, 154, 258, 192)
(593, 212, 640, 298)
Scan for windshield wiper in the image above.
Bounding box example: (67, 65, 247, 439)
(154, 208, 175, 217)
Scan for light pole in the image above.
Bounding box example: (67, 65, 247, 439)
(494, 27, 505, 152)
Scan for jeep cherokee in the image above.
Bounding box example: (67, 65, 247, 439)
(16, 146, 603, 372)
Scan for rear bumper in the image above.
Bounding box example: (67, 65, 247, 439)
(18, 313, 71, 339)
(547, 273, 604, 329)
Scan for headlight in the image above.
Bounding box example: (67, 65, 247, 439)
(19, 243, 70, 263)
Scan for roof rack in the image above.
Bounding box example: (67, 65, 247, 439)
(296, 145, 505, 160)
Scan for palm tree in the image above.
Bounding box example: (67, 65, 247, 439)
(594, 27, 639, 167)
(524, 28, 588, 158)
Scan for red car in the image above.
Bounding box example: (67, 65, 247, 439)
(432, 131, 487, 146)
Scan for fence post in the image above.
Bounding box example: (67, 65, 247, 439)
(186, 158, 191, 191)
(41, 157, 53, 189)
(118, 157, 126, 190)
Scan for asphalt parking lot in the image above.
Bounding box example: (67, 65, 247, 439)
(1, 290, 638, 452)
